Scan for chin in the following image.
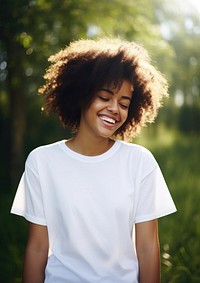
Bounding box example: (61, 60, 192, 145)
(98, 131, 115, 139)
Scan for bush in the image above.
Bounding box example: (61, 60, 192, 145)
(178, 105, 200, 134)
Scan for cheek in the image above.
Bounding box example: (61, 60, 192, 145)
(121, 110, 129, 122)
(88, 99, 104, 112)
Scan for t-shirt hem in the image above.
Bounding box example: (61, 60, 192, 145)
(134, 208, 177, 223)
(11, 208, 47, 226)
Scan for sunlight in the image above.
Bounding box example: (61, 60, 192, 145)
(176, 0, 200, 13)
(188, 0, 200, 12)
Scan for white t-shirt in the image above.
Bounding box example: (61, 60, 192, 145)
(11, 140, 176, 283)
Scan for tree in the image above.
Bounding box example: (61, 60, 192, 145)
(150, 0, 200, 132)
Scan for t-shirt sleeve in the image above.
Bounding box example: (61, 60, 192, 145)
(134, 149, 177, 223)
(10, 152, 47, 226)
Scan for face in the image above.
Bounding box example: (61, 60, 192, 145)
(79, 80, 133, 140)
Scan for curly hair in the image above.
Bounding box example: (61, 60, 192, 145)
(39, 37, 169, 140)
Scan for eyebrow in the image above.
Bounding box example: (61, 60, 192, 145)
(100, 88, 132, 100)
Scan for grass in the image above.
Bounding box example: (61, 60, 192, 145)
(1, 127, 200, 282)
(0, 194, 27, 282)
(135, 126, 200, 283)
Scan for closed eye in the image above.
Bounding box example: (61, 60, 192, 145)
(98, 96, 109, 101)
(119, 103, 129, 109)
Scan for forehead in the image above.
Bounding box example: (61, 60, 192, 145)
(104, 80, 133, 95)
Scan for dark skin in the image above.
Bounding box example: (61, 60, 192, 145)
(136, 219, 160, 283)
(23, 223, 48, 283)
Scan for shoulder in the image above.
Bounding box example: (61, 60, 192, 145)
(117, 140, 155, 158)
(26, 140, 65, 167)
(117, 140, 158, 169)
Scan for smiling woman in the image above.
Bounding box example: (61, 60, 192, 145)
(76, 80, 133, 145)
(11, 37, 176, 283)
(40, 38, 168, 140)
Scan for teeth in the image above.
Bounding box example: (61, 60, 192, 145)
(101, 116, 116, 124)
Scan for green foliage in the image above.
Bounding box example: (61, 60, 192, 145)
(178, 105, 200, 133)
(136, 129, 200, 283)
(0, 194, 27, 282)
(152, 0, 200, 108)
(155, 136, 200, 283)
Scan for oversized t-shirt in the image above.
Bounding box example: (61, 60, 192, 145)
(11, 140, 176, 283)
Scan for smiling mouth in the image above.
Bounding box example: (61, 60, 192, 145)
(99, 115, 118, 125)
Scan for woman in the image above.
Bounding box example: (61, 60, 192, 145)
(11, 38, 176, 283)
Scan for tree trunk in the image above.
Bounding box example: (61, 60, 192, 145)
(9, 87, 26, 190)
(7, 43, 27, 190)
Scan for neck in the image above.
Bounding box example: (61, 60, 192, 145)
(66, 134, 115, 156)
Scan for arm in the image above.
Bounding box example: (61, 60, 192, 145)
(23, 222, 49, 283)
(135, 219, 160, 283)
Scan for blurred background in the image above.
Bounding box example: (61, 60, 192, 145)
(0, 0, 199, 282)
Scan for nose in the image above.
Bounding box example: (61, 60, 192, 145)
(107, 99, 119, 114)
